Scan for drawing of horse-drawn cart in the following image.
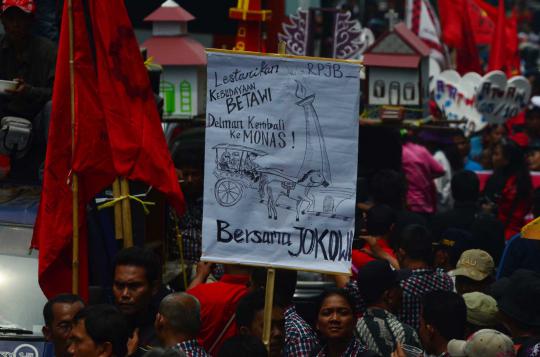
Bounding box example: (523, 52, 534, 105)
(212, 144, 267, 207)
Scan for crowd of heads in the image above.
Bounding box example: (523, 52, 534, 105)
(38, 238, 540, 357)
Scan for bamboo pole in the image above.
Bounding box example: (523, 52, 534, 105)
(262, 268, 276, 352)
(120, 177, 133, 247)
(68, 0, 79, 295)
(112, 178, 123, 240)
(261, 39, 287, 353)
(68, 0, 79, 294)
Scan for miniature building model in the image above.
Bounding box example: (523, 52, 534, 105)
(363, 22, 430, 119)
(142, 0, 206, 118)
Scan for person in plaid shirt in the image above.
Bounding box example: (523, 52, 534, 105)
(251, 268, 320, 356)
(279, 271, 320, 356)
(396, 225, 454, 330)
(155, 292, 209, 357)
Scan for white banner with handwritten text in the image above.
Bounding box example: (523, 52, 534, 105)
(201, 51, 360, 274)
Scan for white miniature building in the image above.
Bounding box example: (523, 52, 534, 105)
(142, 0, 206, 119)
(363, 23, 430, 119)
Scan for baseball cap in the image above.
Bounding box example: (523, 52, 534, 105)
(450, 249, 495, 281)
(1, 0, 36, 14)
(356, 260, 411, 304)
(447, 329, 515, 357)
(462, 292, 498, 327)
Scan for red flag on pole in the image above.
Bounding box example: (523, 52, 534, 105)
(438, 0, 482, 74)
(457, 0, 483, 74)
(33, 0, 185, 299)
(88, 0, 185, 215)
(488, 0, 507, 72)
(32, 0, 117, 299)
(476, 0, 520, 75)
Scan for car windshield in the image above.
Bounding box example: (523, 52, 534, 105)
(0, 224, 46, 335)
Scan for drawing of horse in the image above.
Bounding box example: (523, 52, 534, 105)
(260, 169, 329, 221)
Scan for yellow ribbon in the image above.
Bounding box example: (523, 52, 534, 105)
(97, 195, 155, 215)
(144, 56, 154, 67)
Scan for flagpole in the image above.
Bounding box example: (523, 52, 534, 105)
(120, 177, 133, 247)
(112, 178, 123, 240)
(261, 40, 286, 353)
(68, 0, 80, 295)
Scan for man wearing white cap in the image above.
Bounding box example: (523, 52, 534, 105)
(447, 329, 515, 357)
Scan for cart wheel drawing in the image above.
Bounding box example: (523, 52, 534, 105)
(214, 178, 243, 207)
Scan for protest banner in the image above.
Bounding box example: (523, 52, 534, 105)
(201, 49, 361, 274)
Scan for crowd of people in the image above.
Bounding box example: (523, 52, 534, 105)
(2, 0, 540, 356)
(40, 241, 540, 357)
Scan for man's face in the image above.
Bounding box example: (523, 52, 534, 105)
(113, 265, 154, 316)
(527, 150, 540, 171)
(316, 294, 355, 341)
(526, 112, 540, 135)
(0, 8, 32, 44)
(68, 320, 110, 357)
(249, 307, 285, 357)
(43, 302, 84, 357)
(453, 136, 470, 159)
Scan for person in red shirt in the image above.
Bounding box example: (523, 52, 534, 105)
(352, 204, 398, 277)
(483, 138, 533, 239)
(187, 264, 251, 355)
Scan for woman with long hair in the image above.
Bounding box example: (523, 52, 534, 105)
(483, 138, 533, 239)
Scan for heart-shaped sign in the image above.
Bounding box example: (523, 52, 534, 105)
(433, 70, 485, 135)
(475, 71, 531, 124)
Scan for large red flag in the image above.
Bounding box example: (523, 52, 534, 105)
(476, 0, 520, 75)
(457, 0, 483, 74)
(468, 0, 495, 45)
(488, 0, 507, 72)
(438, 0, 482, 74)
(438, 0, 463, 49)
(88, 0, 185, 215)
(32, 0, 117, 299)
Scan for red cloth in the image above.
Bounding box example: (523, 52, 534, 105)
(497, 176, 532, 240)
(438, 0, 482, 74)
(351, 240, 395, 276)
(438, 0, 463, 48)
(468, 0, 495, 45)
(88, 0, 185, 215)
(476, 0, 520, 75)
(32, 0, 117, 299)
(32, 0, 185, 299)
(457, 0, 483, 74)
(488, 0, 507, 72)
(188, 274, 250, 354)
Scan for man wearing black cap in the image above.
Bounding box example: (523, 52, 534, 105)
(355, 261, 421, 356)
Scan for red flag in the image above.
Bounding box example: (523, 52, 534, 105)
(439, 0, 482, 74)
(88, 0, 185, 215)
(32, 0, 117, 299)
(468, 0, 494, 45)
(438, 0, 463, 49)
(488, 0, 507, 72)
(457, 0, 483, 74)
(476, 0, 520, 75)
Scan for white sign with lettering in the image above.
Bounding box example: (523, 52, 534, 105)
(201, 51, 361, 274)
